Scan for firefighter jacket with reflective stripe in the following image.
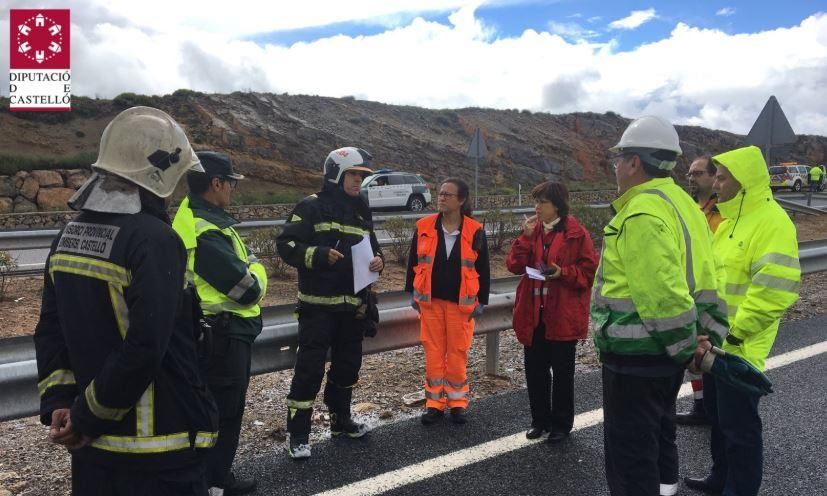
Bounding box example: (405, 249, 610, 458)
(407, 214, 489, 313)
(172, 195, 267, 339)
(34, 210, 218, 469)
(276, 186, 382, 313)
(591, 177, 729, 372)
(712, 146, 801, 370)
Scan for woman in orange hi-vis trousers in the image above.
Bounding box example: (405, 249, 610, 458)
(405, 178, 490, 425)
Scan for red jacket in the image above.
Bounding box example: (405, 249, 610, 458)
(506, 215, 598, 345)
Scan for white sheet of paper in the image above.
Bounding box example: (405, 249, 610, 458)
(352, 234, 380, 293)
(525, 266, 546, 281)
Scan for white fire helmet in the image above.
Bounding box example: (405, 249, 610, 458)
(323, 147, 373, 185)
(91, 106, 203, 197)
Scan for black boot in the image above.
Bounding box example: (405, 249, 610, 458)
(683, 475, 723, 495)
(324, 382, 368, 438)
(676, 399, 709, 426)
(286, 402, 313, 460)
(222, 472, 257, 496)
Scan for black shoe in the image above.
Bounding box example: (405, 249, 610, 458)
(222, 473, 257, 496)
(676, 400, 709, 426)
(421, 407, 444, 425)
(450, 407, 468, 424)
(683, 475, 723, 495)
(525, 426, 548, 439)
(330, 413, 369, 438)
(546, 431, 569, 444)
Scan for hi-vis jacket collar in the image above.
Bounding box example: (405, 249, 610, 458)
(611, 177, 676, 213)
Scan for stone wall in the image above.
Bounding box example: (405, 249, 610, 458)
(0, 189, 617, 230)
(0, 169, 92, 214)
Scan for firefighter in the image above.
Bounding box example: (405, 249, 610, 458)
(591, 116, 728, 496)
(33, 106, 219, 495)
(172, 152, 267, 496)
(677, 155, 723, 426)
(685, 146, 800, 496)
(405, 178, 491, 425)
(276, 147, 383, 460)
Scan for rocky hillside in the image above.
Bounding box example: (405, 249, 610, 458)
(2, 92, 826, 195)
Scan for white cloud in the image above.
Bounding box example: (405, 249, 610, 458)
(546, 20, 598, 40)
(3, 2, 827, 136)
(716, 7, 736, 17)
(608, 8, 657, 30)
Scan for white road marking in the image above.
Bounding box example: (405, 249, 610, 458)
(314, 340, 827, 496)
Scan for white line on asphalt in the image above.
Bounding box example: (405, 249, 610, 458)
(314, 340, 827, 496)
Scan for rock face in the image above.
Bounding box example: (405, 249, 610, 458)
(29, 170, 64, 188)
(19, 177, 39, 201)
(0, 93, 825, 206)
(0, 197, 12, 214)
(13, 196, 37, 213)
(0, 177, 16, 198)
(36, 188, 75, 211)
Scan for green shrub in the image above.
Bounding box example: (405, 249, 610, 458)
(112, 92, 158, 109)
(172, 88, 203, 98)
(232, 190, 306, 206)
(382, 217, 415, 265)
(0, 151, 96, 175)
(569, 204, 613, 245)
(0, 251, 18, 302)
(243, 227, 291, 278)
(481, 208, 521, 253)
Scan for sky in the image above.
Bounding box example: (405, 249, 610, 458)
(2, 0, 827, 136)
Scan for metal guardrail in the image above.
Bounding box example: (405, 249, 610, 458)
(0, 207, 536, 251)
(0, 207, 538, 277)
(2, 237, 826, 421)
(775, 198, 826, 216)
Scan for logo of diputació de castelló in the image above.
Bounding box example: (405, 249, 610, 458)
(9, 9, 71, 111)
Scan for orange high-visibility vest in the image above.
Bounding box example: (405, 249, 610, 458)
(412, 214, 482, 313)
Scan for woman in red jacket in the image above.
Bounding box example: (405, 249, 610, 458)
(506, 181, 598, 443)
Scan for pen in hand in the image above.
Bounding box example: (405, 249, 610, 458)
(328, 239, 344, 266)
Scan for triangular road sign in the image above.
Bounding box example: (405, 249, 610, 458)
(746, 95, 796, 147)
(467, 128, 487, 161)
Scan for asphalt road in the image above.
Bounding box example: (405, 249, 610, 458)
(236, 315, 827, 495)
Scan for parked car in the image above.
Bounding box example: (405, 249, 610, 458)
(769, 164, 810, 192)
(360, 170, 432, 211)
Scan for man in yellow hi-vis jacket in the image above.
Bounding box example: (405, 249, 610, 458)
(685, 145, 800, 496)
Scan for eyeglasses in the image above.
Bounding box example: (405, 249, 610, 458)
(438, 192, 458, 198)
(686, 171, 709, 178)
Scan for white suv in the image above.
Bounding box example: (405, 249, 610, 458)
(360, 171, 432, 211)
(769, 164, 809, 192)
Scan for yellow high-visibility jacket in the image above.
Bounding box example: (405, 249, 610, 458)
(713, 146, 800, 370)
(591, 177, 728, 369)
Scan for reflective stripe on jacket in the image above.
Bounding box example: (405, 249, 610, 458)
(412, 214, 483, 313)
(713, 146, 801, 370)
(34, 211, 218, 467)
(591, 177, 729, 367)
(172, 196, 266, 319)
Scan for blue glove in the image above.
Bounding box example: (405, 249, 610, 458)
(468, 303, 484, 322)
(411, 297, 420, 313)
(700, 347, 773, 396)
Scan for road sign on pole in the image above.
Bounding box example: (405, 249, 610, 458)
(746, 95, 797, 166)
(467, 128, 487, 208)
